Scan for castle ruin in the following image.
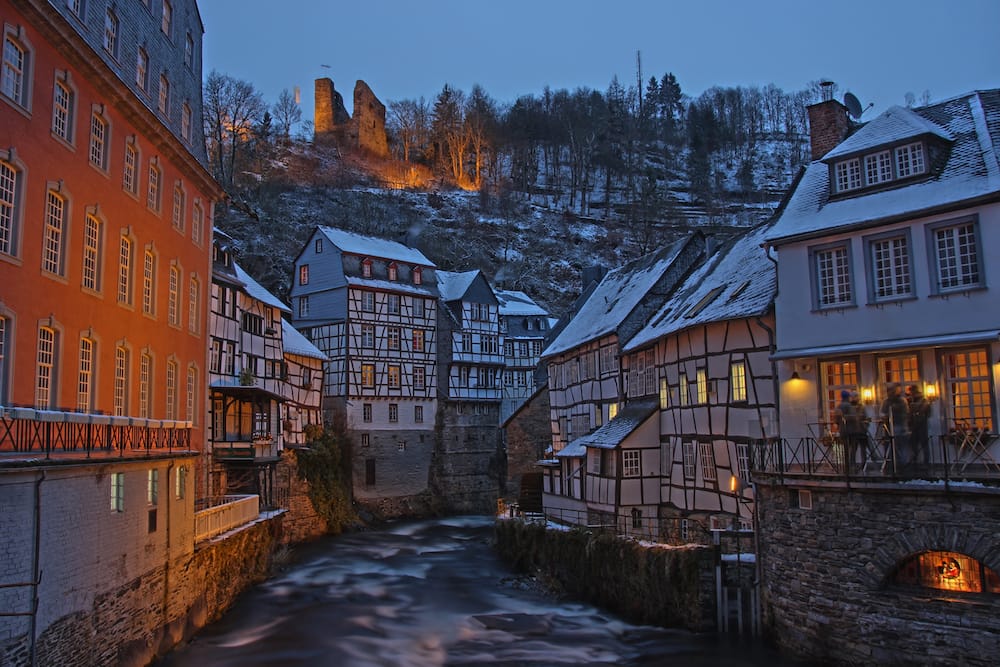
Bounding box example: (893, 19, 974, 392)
(314, 77, 389, 158)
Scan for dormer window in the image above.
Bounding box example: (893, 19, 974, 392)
(833, 141, 927, 194)
(895, 142, 925, 178)
(388, 262, 398, 281)
(865, 150, 892, 185)
(835, 158, 862, 192)
(412, 266, 422, 285)
(361, 258, 372, 278)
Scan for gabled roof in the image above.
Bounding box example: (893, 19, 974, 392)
(767, 90, 1000, 245)
(234, 263, 290, 313)
(556, 400, 658, 457)
(822, 105, 953, 161)
(281, 320, 328, 360)
(625, 225, 776, 352)
(543, 235, 697, 358)
(496, 289, 548, 317)
(317, 226, 434, 267)
(437, 269, 480, 302)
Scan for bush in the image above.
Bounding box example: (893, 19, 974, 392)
(296, 425, 356, 534)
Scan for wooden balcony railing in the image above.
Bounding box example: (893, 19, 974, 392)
(0, 406, 193, 460)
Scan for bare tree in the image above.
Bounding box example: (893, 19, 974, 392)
(272, 88, 302, 140)
(203, 70, 267, 188)
(388, 97, 431, 163)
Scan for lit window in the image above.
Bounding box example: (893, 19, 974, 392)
(413, 267, 422, 285)
(136, 48, 148, 91)
(412, 329, 424, 352)
(361, 363, 375, 388)
(2, 32, 30, 109)
(679, 373, 689, 407)
(387, 327, 401, 350)
(834, 157, 862, 192)
(111, 473, 125, 512)
(191, 201, 203, 245)
(895, 142, 925, 178)
(123, 141, 139, 195)
(623, 450, 640, 477)
(52, 79, 75, 142)
(158, 75, 170, 115)
(388, 263, 397, 281)
(147, 469, 159, 505)
(147, 161, 161, 211)
(114, 346, 129, 416)
(104, 10, 118, 56)
(139, 352, 152, 418)
(945, 349, 993, 431)
(188, 276, 199, 333)
(362, 259, 372, 278)
(175, 466, 187, 500)
(387, 365, 400, 389)
(82, 214, 102, 291)
(35, 327, 57, 409)
(933, 220, 981, 292)
(42, 191, 66, 276)
(77, 337, 94, 412)
(869, 234, 911, 300)
(172, 184, 185, 231)
(893, 550, 1000, 595)
(730, 361, 747, 402)
(117, 236, 133, 305)
(185, 366, 196, 423)
(90, 112, 109, 170)
(142, 250, 155, 315)
(299, 264, 309, 285)
(165, 359, 178, 420)
(659, 376, 669, 409)
(696, 368, 708, 404)
(813, 244, 852, 308)
(167, 265, 180, 326)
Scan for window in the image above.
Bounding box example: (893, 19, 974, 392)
(35, 327, 57, 409)
(188, 276, 199, 333)
(413, 365, 425, 391)
(361, 433, 370, 448)
(67, 0, 84, 17)
(412, 267, 422, 285)
(185, 366, 196, 423)
(678, 372, 689, 406)
(895, 142, 925, 178)
(814, 244, 852, 308)
(682, 441, 697, 479)
(42, 191, 67, 277)
(314, 238, 323, 253)
(142, 250, 156, 315)
(298, 295, 309, 318)
(893, 550, 1000, 595)
(0, 159, 20, 257)
(191, 201, 203, 245)
(865, 150, 892, 185)
(136, 48, 148, 91)
(210, 338, 221, 373)
(413, 298, 424, 318)
(224, 341, 236, 375)
(737, 442, 751, 486)
(361, 258, 372, 278)
(461, 332, 472, 353)
(123, 141, 139, 195)
(623, 450, 641, 477)
(299, 264, 309, 285)
(387, 327, 401, 350)
(52, 78, 75, 142)
(388, 263, 397, 281)
(608, 402, 618, 420)
(695, 369, 709, 404)
(731, 361, 747, 402)
(945, 349, 993, 430)
(361, 291, 374, 312)
(82, 214, 102, 291)
(147, 469, 159, 505)
(89, 112, 109, 170)
(117, 236, 133, 305)
(111, 472, 125, 512)
(76, 337, 94, 412)
(161, 0, 172, 37)
(103, 9, 119, 56)
(147, 161, 161, 211)
(412, 329, 424, 352)
(172, 184, 185, 231)
(139, 353, 152, 418)
(869, 234, 911, 300)
(165, 359, 178, 419)
(242, 312, 263, 335)
(699, 442, 717, 481)
(821, 359, 858, 426)
(181, 103, 191, 142)
(388, 294, 400, 315)
(175, 466, 188, 500)
(388, 403, 398, 422)
(933, 220, 981, 292)
(361, 363, 375, 388)
(2, 30, 31, 109)
(113, 346, 129, 416)
(365, 459, 376, 486)
(184, 33, 193, 68)
(362, 403, 372, 423)
(168, 266, 180, 326)
(387, 365, 401, 389)
(414, 405, 424, 423)
(158, 75, 170, 115)
(360, 324, 374, 348)
(834, 157, 861, 192)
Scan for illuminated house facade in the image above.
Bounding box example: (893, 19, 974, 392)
(279, 319, 326, 448)
(496, 288, 550, 423)
(0, 0, 220, 661)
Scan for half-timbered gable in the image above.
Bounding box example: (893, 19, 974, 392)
(496, 289, 551, 422)
(280, 320, 326, 447)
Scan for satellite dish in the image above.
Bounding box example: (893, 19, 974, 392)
(844, 92, 863, 119)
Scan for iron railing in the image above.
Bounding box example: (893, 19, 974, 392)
(0, 406, 192, 460)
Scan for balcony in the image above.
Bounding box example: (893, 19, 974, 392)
(0, 406, 193, 462)
(194, 494, 260, 541)
(211, 434, 280, 461)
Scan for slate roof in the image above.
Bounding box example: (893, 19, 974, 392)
(496, 289, 548, 317)
(766, 90, 1000, 244)
(556, 400, 658, 457)
(234, 263, 290, 313)
(281, 320, 328, 360)
(345, 276, 438, 297)
(625, 225, 776, 352)
(318, 226, 435, 266)
(437, 270, 480, 302)
(542, 235, 696, 358)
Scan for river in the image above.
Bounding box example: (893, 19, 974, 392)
(159, 516, 799, 666)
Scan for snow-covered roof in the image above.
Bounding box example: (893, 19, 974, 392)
(822, 105, 953, 161)
(318, 226, 434, 267)
(556, 400, 658, 457)
(437, 270, 480, 302)
(767, 90, 1000, 244)
(234, 263, 290, 313)
(625, 225, 775, 352)
(543, 236, 695, 358)
(496, 289, 548, 317)
(281, 320, 328, 360)
(346, 276, 438, 297)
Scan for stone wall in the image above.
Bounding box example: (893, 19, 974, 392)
(494, 519, 716, 631)
(755, 480, 1000, 666)
(434, 405, 502, 514)
(503, 388, 550, 502)
(276, 450, 329, 544)
(313, 77, 388, 157)
(353, 81, 389, 158)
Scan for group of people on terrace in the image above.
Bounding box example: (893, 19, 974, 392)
(834, 383, 931, 473)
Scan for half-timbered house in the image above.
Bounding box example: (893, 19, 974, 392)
(496, 289, 551, 423)
(280, 319, 326, 447)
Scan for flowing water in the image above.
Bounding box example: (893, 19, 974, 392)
(159, 516, 798, 666)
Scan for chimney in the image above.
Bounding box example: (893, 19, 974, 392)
(582, 265, 607, 290)
(807, 88, 850, 160)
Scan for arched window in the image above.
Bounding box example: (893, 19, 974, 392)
(893, 550, 1000, 595)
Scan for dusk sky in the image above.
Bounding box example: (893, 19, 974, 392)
(199, 0, 999, 125)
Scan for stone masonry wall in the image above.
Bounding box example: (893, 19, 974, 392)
(276, 450, 329, 544)
(504, 389, 550, 502)
(755, 480, 1000, 666)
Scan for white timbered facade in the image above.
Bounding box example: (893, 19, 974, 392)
(496, 289, 551, 422)
(280, 320, 326, 447)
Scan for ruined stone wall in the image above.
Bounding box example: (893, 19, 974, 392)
(755, 480, 1000, 666)
(313, 77, 350, 145)
(353, 81, 389, 157)
(313, 77, 388, 156)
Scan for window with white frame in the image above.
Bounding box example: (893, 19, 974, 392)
(117, 236, 133, 305)
(361, 363, 374, 388)
(184, 33, 193, 68)
(387, 327, 401, 350)
(679, 372, 689, 406)
(413, 366, 425, 391)
(90, 112, 109, 170)
(388, 263, 397, 281)
(361, 258, 372, 278)
(185, 366, 196, 423)
(191, 201, 203, 245)
(52, 78, 75, 143)
(136, 48, 148, 91)
(932, 219, 981, 292)
(387, 365, 400, 389)
(175, 466, 187, 500)
(123, 141, 138, 195)
(298, 295, 309, 318)
(412, 266, 422, 285)
(361, 291, 374, 312)
(358, 323, 374, 348)
(147, 469, 159, 505)
(165, 359, 178, 420)
(188, 276, 199, 333)
(696, 368, 708, 404)
(413, 329, 425, 353)
(682, 441, 697, 479)
(869, 234, 912, 299)
(0, 316, 6, 404)
(2, 29, 31, 110)
(113, 346, 128, 416)
(171, 184, 185, 231)
(0, 159, 19, 257)
(414, 405, 424, 423)
(42, 191, 67, 277)
(821, 359, 858, 427)
(147, 161, 161, 211)
(362, 403, 372, 422)
(142, 250, 155, 315)
(82, 214, 102, 291)
(413, 298, 424, 318)
(623, 450, 641, 477)
(139, 352, 152, 418)
(814, 244, 852, 307)
(944, 348, 993, 431)
(864, 150, 892, 185)
(35, 327, 57, 409)
(895, 142, 925, 178)
(181, 103, 191, 142)
(736, 442, 751, 486)
(77, 337, 94, 412)
(834, 157, 861, 192)
(388, 294, 400, 315)
(111, 472, 125, 512)
(699, 442, 717, 481)
(730, 361, 747, 402)
(461, 332, 472, 352)
(103, 9, 118, 56)
(158, 74, 170, 115)
(388, 403, 398, 422)
(167, 266, 180, 326)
